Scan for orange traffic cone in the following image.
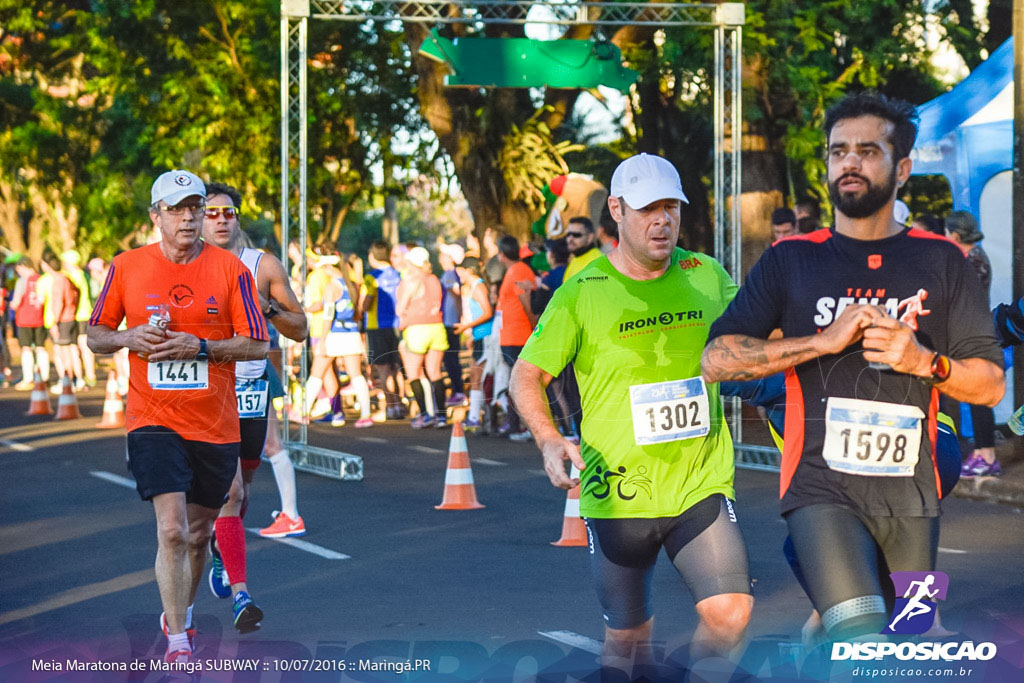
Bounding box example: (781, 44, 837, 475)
(435, 420, 484, 510)
(25, 371, 52, 416)
(54, 373, 82, 420)
(96, 371, 125, 428)
(552, 465, 588, 547)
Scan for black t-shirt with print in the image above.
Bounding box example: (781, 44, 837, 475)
(707, 227, 1003, 517)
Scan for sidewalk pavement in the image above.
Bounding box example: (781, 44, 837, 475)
(951, 436, 1024, 508)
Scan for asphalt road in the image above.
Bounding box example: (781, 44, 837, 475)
(1, 385, 1023, 682)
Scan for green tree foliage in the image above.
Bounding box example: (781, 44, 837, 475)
(625, 0, 973, 263)
(0, 0, 430, 259)
(0, 0, 994, 262)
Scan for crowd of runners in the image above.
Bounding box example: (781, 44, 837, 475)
(0, 91, 1016, 678)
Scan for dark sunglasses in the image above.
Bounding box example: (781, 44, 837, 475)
(204, 206, 238, 219)
(565, 231, 586, 238)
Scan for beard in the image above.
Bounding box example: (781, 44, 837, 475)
(571, 240, 595, 257)
(828, 167, 897, 219)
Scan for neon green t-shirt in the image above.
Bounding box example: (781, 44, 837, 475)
(520, 247, 738, 518)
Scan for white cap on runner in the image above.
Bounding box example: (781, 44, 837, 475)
(610, 153, 688, 210)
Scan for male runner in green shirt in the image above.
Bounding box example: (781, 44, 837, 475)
(511, 153, 752, 677)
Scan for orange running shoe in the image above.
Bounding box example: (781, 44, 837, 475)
(259, 511, 306, 538)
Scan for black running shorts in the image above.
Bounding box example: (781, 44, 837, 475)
(126, 425, 239, 509)
(17, 325, 47, 348)
(366, 328, 400, 366)
(584, 494, 752, 630)
(784, 503, 938, 639)
(55, 321, 76, 345)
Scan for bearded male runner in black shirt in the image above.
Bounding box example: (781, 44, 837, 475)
(702, 93, 1003, 642)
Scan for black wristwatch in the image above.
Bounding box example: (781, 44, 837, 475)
(195, 338, 209, 361)
(264, 300, 280, 319)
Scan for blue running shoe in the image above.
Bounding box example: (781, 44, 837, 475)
(208, 538, 231, 599)
(233, 591, 263, 633)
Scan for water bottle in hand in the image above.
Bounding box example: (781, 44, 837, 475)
(139, 304, 170, 361)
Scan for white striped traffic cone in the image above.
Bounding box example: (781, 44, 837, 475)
(25, 371, 52, 416)
(54, 372, 81, 420)
(96, 371, 125, 428)
(434, 420, 484, 510)
(551, 465, 587, 547)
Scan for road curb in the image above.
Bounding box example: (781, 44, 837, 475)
(951, 475, 1024, 508)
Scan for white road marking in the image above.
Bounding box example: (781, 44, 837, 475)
(358, 436, 386, 444)
(0, 438, 33, 452)
(472, 458, 506, 466)
(90, 471, 136, 489)
(410, 445, 444, 454)
(538, 630, 602, 655)
(245, 528, 350, 559)
(938, 547, 967, 555)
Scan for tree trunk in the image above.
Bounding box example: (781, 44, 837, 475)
(0, 178, 27, 256)
(404, 13, 589, 242)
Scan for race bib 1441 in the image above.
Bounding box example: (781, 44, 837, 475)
(147, 360, 209, 390)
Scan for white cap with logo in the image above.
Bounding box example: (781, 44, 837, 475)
(151, 170, 206, 207)
(610, 153, 688, 210)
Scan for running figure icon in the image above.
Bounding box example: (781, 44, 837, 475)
(888, 574, 939, 631)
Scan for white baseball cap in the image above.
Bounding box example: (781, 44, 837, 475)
(438, 243, 465, 265)
(610, 153, 688, 209)
(406, 246, 431, 268)
(151, 170, 206, 207)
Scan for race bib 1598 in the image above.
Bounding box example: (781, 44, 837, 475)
(822, 397, 923, 477)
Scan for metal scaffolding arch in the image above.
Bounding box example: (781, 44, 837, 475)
(279, 1, 766, 476)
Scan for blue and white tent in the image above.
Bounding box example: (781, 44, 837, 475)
(911, 38, 1014, 420)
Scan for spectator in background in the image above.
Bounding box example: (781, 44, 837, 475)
(299, 250, 340, 420)
(794, 198, 821, 232)
(439, 243, 467, 407)
(61, 250, 97, 388)
(454, 256, 493, 430)
(945, 211, 1000, 478)
(46, 251, 85, 390)
(0, 253, 16, 386)
(397, 246, 449, 429)
(562, 216, 602, 281)
(770, 208, 797, 241)
(362, 241, 404, 420)
(12, 257, 49, 388)
(527, 238, 576, 440)
(495, 235, 536, 440)
(796, 216, 818, 234)
(912, 213, 944, 236)
(301, 253, 346, 423)
(596, 205, 618, 254)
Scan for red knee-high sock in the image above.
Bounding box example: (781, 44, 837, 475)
(214, 516, 247, 586)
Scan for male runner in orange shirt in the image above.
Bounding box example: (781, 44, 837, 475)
(88, 170, 268, 665)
